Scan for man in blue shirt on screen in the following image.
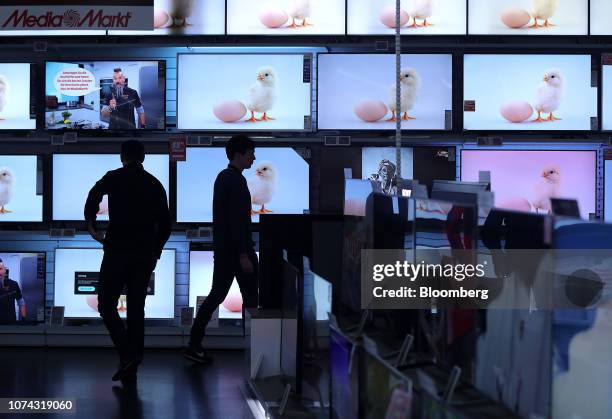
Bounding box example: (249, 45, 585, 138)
(185, 135, 259, 364)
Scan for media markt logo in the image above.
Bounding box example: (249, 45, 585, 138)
(2, 8, 133, 29)
(62, 10, 80, 28)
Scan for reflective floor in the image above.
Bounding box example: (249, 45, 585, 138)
(1, 348, 252, 419)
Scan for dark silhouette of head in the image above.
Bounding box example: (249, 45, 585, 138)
(226, 135, 256, 170)
(121, 140, 145, 165)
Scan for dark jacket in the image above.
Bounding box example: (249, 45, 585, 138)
(84, 163, 171, 258)
(213, 165, 253, 257)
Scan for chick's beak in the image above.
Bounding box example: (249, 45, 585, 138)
(257, 74, 264, 81)
(544, 75, 550, 82)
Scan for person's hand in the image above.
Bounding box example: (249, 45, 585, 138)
(87, 222, 105, 244)
(240, 253, 254, 275)
(109, 98, 117, 110)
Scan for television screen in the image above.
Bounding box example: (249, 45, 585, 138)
(188, 250, 260, 319)
(0, 156, 43, 223)
(318, 54, 452, 131)
(177, 147, 309, 223)
(226, 0, 345, 35)
(301, 271, 332, 412)
(45, 61, 166, 130)
(461, 150, 596, 219)
(54, 248, 175, 319)
(109, 0, 225, 35)
(52, 154, 170, 221)
(0, 252, 46, 324)
(468, 0, 588, 35)
(601, 60, 612, 131)
(607, 160, 612, 222)
(463, 55, 596, 131)
(177, 53, 312, 131)
(347, 0, 466, 35)
(330, 325, 359, 419)
(363, 347, 411, 418)
(591, 0, 612, 35)
(0, 63, 36, 130)
(362, 147, 413, 195)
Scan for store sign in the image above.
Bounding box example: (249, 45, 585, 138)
(0, 0, 153, 31)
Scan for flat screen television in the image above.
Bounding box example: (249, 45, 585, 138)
(300, 267, 332, 413)
(54, 248, 175, 319)
(601, 57, 612, 131)
(177, 53, 312, 131)
(109, 0, 225, 35)
(468, 0, 588, 35)
(188, 249, 260, 320)
(318, 54, 453, 131)
(52, 153, 170, 221)
(347, 0, 466, 35)
(0, 63, 36, 130)
(0, 155, 43, 223)
(461, 149, 596, 219)
(177, 147, 309, 223)
(361, 345, 411, 418)
(0, 252, 46, 324)
(463, 55, 597, 132)
(361, 147, 413, 195)
(45, 60, 166, 131)
(591, 0, 612, 35)
(226, 0, 345, 35)
(606, 160, 612, 222)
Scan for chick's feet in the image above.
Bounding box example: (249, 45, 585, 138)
(386, 111, 398, 122)
(544, 20, 555, 27)
(258, 113, 275, 121)
(547, 113, 561, 121)
(532, 112, 547, 123)
(402, 113, 417, 121)
(246, 112, 259, 123)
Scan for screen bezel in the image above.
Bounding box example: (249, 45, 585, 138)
(459, 147, 598, 218)
(53, 247, 176, 320)
(43, 59, 167, 132)
(0, 251, 47, 324)
(316, 52, 455, 133)
(176, 52, 313, 133)
(462, 53, 598, 134)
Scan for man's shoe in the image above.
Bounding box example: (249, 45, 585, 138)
(112, 360, 139, 382)
(183, 346, 213, 365)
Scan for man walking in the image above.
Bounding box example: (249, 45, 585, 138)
(185, 135, 259, 364)
(85, 140, 171, 382)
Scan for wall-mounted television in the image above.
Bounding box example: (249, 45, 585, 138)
(52, 154, 169, 221)
(45, 60, 166, 131)
(0, 252, 46, 324)
(189, 250, 260, 319)
(461, 149, 596, 219)
(0, 155, 43, 223)
(54, 248, 175, 319)
(318, 54, 452, 131)
(347, 0, 466, 35)
(0, 63, 36, 130)
(463, 55, 597, 131)
(177, 53, 312, 131)
(177, 147, 309, 223)
(226, 0, 345, 35)
(109, 0, 225, 35)
(468, 0, 588, 35)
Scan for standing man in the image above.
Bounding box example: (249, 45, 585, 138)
(85, 140, 171, 382)
(185, 135, 259, 364)
(0, 259, 26, 324)
(101, 68, 146, 130)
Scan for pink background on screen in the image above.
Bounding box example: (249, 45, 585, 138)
(461, 150, 596, 218)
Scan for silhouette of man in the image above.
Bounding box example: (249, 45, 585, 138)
(184, 135, 259, 364)
(85, 140, 171, 382)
